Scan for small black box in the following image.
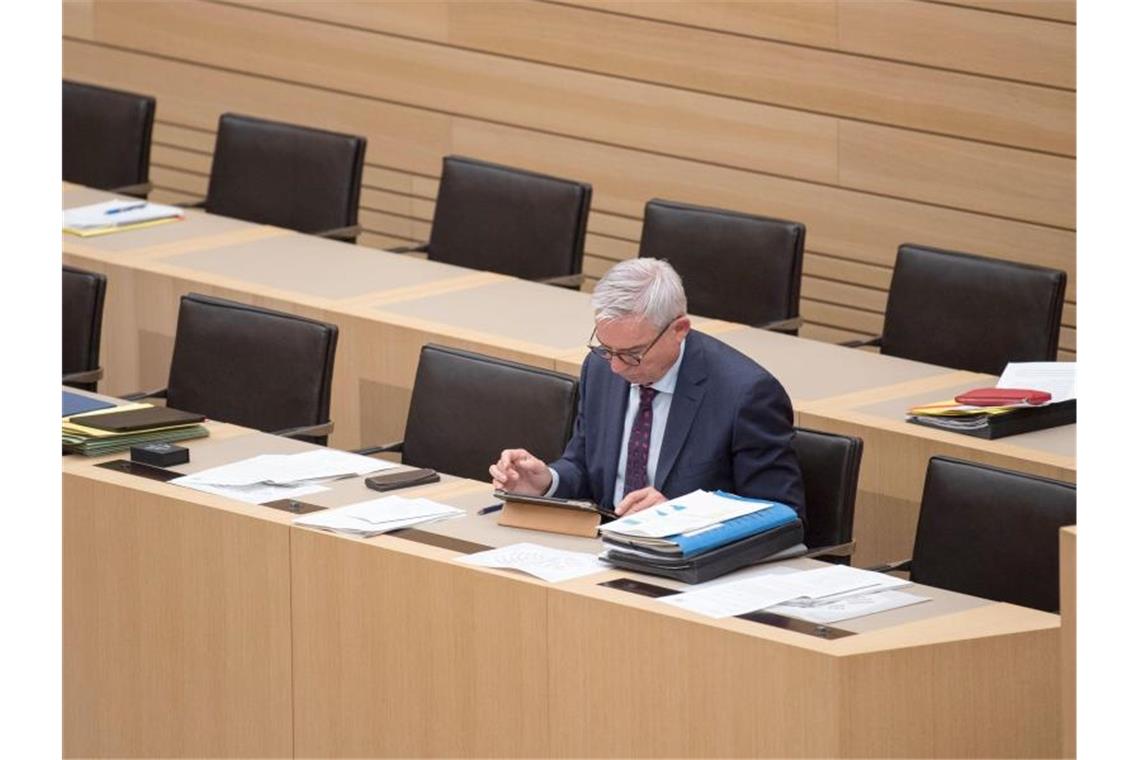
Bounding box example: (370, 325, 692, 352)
(130, 441, 190, 467)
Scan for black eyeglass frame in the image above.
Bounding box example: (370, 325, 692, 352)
(586, 316, 682, 367)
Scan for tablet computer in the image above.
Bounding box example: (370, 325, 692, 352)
(492, 490, 617, 519)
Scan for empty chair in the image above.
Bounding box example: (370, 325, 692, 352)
(130, 294, 338, 444)
(360, 344, 579, 481)
(201, 113, 366, 242)
(62, 265, 108, 391)
(639, 199, 805, 333)
(845, 244, 1067, 374)
(63, 80, 155, 197)
(878, 457, 1076, 612)
(790, 427, 863, 564)
(397, 156, 592, 286)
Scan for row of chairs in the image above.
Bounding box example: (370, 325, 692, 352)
(64, 79, 1067, 375)
(63, 270, 1074, 613)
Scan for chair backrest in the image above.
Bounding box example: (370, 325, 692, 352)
(910, 456, 1076, 612)
(790, 427, 862, 563)
(426, 156, 592, 281)
(63, 80, 155, 192)
(62, 265, 107, 391)
(880, 244, 1067, 374)
(402, 344, 579, 481)
(205, 113, 366, 237)
(165, 294, 338, 444)
(639, 199, 805, 330)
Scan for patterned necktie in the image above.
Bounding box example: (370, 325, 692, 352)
(623, 385, 658, 496)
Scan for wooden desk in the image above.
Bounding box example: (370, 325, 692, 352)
(799, 377, 1076, 565)
(63, 427, 1063, 758)
(1060, 525, 1076, 757)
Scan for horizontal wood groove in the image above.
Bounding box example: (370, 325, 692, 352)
(920, 0, 1076, 24)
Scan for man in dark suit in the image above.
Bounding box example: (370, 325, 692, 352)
(490, 258, 804, 517)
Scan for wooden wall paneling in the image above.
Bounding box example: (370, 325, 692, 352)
(440, 0, 1075, 154)
(937, 0, 1076, 24)
(76, 1, 843, 185)
(152, 120, 216, 153)
(839, 122, 1075, 228)
(836, 0, 1075, 88)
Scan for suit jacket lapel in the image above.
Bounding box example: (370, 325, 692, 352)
(655, 336, 707, 490)
(599, 367, 630, 508)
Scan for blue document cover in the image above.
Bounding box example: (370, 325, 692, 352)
(669, 502, 800, 558)
(63, 390, 114, 418)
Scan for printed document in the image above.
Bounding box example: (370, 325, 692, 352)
(294, 496, 464, 537)
(997, 362, 1076, 403)
(63, 200, 182, 230)
(768, 590, 930, 624)
(456, 542, 609, 583)
(600, 489, 771, 538)
(173, 449, 396, 488)
(175, 480, 330, 505)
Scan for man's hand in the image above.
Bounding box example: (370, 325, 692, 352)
(615, 486, 667, 516)
(489, 448, 552, 495)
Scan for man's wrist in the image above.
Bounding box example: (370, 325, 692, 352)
(543, 467, 560, 497)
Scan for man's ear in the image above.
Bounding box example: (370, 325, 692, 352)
(674, 315, 692, 339)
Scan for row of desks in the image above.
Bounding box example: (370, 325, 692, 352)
(62, 414, 1064, 758)
(62, 184, 1076, 566)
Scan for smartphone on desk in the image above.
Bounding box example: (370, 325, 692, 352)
(365, 468, 440, 492)
(492, 489, 618, 519)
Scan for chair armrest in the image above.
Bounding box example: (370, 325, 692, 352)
(801, 541, 855, 561)
(175, 199, 207, 209)
(120, 387, 168, 401)
(312, 224, 362, 242)
(388, 243, 429, 254)
(272, 420, 335, 440)
(63, 367, 103, 384)
(353, 441, 405, 456)
(538, 272, 585, 289)
(757, 316, 804, 333)
(866, 558, 912, 574)
(107, 182, 152, 198)
(840, 335, 883, 349)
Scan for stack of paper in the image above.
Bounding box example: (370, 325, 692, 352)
(294, 495, 464, 537)
(659, 564, 915, 620)
(600, 489, 771, 540)
(63, 402, 208, 456)
(456, 542, 609, 583)
(63, 199, 183, 237)
(171, 449, 397, 504)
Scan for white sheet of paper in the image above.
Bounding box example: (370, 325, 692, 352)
(600, 489, 771, 538)
(659, 565, 910, 619)
(294, 496, 464, 537)
(768, 590, 930, 624)
(63, 200, 183, 229)
(173, 479, 329, 505)
(174, 449, 396, 487)
(997, 361, 1076, 402)
(456, 542, 609, 583)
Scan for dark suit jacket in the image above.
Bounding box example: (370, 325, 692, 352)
(550, 330, 805, 516)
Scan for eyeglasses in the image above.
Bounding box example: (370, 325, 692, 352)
(587, 317, 680, 367)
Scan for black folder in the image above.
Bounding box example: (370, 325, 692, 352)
(908, 399, 1076, 440)
(600, 521, 804, 584)
(78, 406, 205, 432)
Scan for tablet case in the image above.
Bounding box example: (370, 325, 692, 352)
(364, 468, 440, 492)
(600, 520, 804, 584)
(78, 406, 206, 432)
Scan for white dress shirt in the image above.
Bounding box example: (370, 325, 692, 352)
(546, 340, 686, 502)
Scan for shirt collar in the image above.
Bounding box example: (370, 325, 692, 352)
(639, 338, 685, 395)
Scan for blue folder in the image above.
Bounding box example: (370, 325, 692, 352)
(63, 390, 115, 418)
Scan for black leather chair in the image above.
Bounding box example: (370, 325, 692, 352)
(791, 427, 863, 564)
(359, 344, 579, 481)
(396, 156, 592, 287)
(199, 113, 366, 242)
(63, 80, 155, 197)
(877, 457, 1076, 612)
(129, 294, 338, 444)
(62, 265, 108, 391)
(639, 199, 805, 333)
(844, 244, 1067, 374)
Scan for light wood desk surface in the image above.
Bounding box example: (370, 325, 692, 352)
(63, 185, 1075, 566)
(63, 420, 1062, 758)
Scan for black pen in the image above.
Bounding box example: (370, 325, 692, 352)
(477, 502, 504, 516)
